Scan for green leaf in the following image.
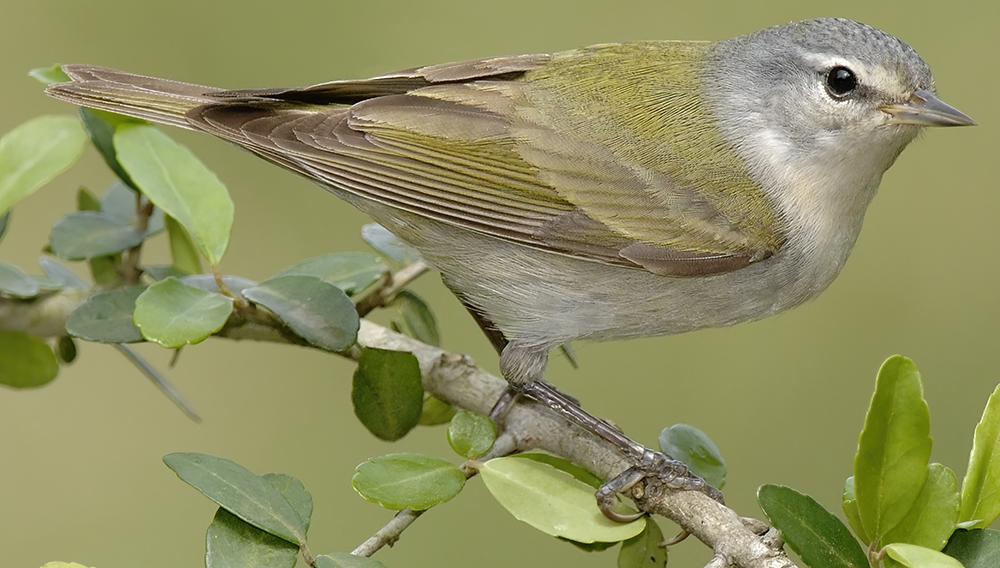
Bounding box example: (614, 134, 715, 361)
(843, 476, 871, 544)
(352, 347, 423, 441)
(0, 261, 40, 298)
(961, 384, 1000, 528)
(142, 264, 189, 281)
(39, 256, 88, 289)
(855, 356, 932, 542)
(618, 518, 667, 568)
(243, 275, 358, 351)
(274, 252, 387, 295)
(0, 330, 59, 388)
(79, 109, 142, 189)
(756, 484, 868, 568)
(163, 452, 307, 545)
(884, 543, 964, 568)
(315, 553, 387, 568)
(88, 254, 120, 286)
(29, 64, 70, 85)
(100, 181, 164, 234)
(658, 423, 727, 489)
(418, 394, 457, 426)
(65, 286, 146, 343)
(943, 529, 1000, 568)
(351, 453, 465, 510)
(165, 214, 202, 275)
(884, 463, 960, 550)
(56, 336, 78, 364)
(77, 186, 101, 211)
(50, 211, 146, 260)
(515, 452, 604, 490)
(447, 411, 497, 458)
(0, 115, 87, 216)
(480, 456, 644, 543)
(134, 278, 233, 348)
(114, 124, 233, 266)
(361, 223, 421, 265)
(394, 290, 440, 347)
(0, 211, 9, 244)
(205, 508, 298, 568)
(262, 473, 313, 533)
(179, 274, 257, 297)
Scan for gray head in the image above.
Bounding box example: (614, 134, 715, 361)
(703, 18, 972, 207)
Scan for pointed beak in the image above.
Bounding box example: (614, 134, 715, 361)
(881, 89, 976, 127)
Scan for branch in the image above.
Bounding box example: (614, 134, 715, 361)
(356, 321, 796, 568)
(0, 285, 795, 568)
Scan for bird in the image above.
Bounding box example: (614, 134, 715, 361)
(47, 17, 974, 514)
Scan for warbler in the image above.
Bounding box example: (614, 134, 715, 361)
(48, 17, 973, 507)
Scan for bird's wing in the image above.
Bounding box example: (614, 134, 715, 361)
(56, 51, 783, 277)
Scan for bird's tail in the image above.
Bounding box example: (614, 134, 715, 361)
(46, 65, 223, 130)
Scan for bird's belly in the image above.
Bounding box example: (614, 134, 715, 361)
(374, 211, 851, 349)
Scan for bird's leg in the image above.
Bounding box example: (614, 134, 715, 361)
(449, 290, 723, 519)
(499, 343, 723, 520)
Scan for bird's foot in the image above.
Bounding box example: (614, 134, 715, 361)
(492, 380, 723, 522)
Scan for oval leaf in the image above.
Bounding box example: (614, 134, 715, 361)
(351, 453, 465, 511)
(243, 275, 358, 351)
(206, 508, 298, 568)
(165, 214, 202, 275)
(0, 115, 86, 217)
(961, 384, 1000, 528)
(757, 484, 868, 568)
(262, 473, 313, 533)
(843, 476, 870, 544)
(99, 181, 164, 234)
(885, 543, 964, 568)
(29, 64, 71, 85)
(0, 261, 40, 298)
(79, 109, 143, 189)
(66, 286, 147, 343)
(883, 463, 960, 550)
(447, 411, 497, 459)
(315, 553, 387, 568)
(163, 452, 306, 545)
(114, 124, 233, 265)
(618, 518, 667, 568)
(479, 455, 645, 543)
(50, 211, 145, 260)
(134, 278, 233, 348)
(418, 394, 457, 426)
(360, 223, 420, 265)
(351, 347, 423, 441)
(274, 252, 387, 295)
(943, 529, 1000, 568)
(0, 330, 59, 388)
(855, 356, 932, 542)
(658, 423, 727, 489)
(394, 290, 440, 347)
(39, 256, 88, 289)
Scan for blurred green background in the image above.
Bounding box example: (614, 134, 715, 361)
(0, 1, 995, 567)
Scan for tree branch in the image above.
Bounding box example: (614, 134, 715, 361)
(0, 285, 795, 568)
(356, 321, 796, 568)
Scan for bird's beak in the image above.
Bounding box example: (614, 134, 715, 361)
(881, 89, 976, 127)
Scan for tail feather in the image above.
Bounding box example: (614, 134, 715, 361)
(46, 65, 223, 130)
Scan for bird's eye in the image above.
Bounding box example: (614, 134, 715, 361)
(826, 66, 857, 98)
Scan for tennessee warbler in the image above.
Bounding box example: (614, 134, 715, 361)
(48, 17, 974, 509)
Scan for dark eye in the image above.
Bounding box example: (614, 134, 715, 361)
(826, 66, 857, 98)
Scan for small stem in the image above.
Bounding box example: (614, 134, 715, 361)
(352, 509, 425, 557)
(355, 260, 429, 317)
